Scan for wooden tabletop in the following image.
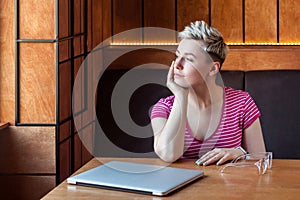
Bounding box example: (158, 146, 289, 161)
(42, 158, 300, 200)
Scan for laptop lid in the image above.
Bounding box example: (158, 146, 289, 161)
(67, 161, 204, 196)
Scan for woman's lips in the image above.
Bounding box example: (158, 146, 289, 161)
(174, 73, 184, 78)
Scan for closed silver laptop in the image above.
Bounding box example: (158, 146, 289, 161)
(67, 161, 204, 196)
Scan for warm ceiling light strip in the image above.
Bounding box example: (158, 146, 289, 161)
(110, 42, 300, 46)
(227, 42, 300, 46)
(110, 42, 179, 46)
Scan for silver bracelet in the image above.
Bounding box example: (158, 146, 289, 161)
(235, 146, 247, 155)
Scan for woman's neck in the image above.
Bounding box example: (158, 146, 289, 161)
(188, 82, 223, 109)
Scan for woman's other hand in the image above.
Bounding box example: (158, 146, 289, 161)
(196, 148, 245, 166)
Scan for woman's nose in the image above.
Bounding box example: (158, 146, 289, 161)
(176, 64, 183, 70)
(175, 58, 183, 70)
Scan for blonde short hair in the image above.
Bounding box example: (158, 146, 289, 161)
(179, 21, 229, 66)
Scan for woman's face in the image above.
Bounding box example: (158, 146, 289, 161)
(174, 39, 213, 88)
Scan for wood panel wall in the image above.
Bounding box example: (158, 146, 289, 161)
(0, 0, 15, 124)
(279, 0, 300, 42)
(0, 0, 97, 199)
(104, 0, 300, 44)
(102, 0, 300, 70)
(1, 0, 300, 199)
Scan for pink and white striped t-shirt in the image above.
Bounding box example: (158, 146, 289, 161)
(150, 87, 261, 158)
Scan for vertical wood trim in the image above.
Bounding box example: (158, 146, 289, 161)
(242, 0, 245, 43)
(211, 0, 243, 43)
(245, 0, 277, 43)
(208, 0, 211, 25)
(177, 0, 209, 32)
(279, 0, 300, 42)
(87, 0, 92, 51)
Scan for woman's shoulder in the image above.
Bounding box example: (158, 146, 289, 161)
(151, 95, 175, 118)
(157, 95, 175, 105)
(224, 87, 250, 98)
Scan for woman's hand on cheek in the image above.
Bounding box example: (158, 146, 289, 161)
(167, 61, 188, 97)
(195, 148, 244, 166)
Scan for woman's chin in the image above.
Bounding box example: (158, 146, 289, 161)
(174, 79, 190, 88)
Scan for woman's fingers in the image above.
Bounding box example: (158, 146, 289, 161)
(167, 61, 175, 83)
(196, 148, 237, 166)
(196, 150, 219, 165)
(202, 152, 224, 166)
(216, 154, 232, 165)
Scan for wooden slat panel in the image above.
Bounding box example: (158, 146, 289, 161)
(87, 0, 92, 51)
(74, 133, 82, 171)
(113, 0, 142, 43)
(211, 0, 243, 43)
(0, 0, 15, 124)
(59, 0, 70, 38)
(73, 57, 84, 122)
(81, 124, 94, 164)
(0, 126, 56, 173)
(74, 36, 84, 57)
(19, 43, 56, 123)
(177, 0, 209, 32)
(91, 0, 103, 48)
(59, 121, 71, 142)
(279, 0, 300, 43)
(59, 62, 71, 122)
(74, 127, 93, 171)
(60, 139, 71, 182)
(223, 47, 300, 70)
(144, 0, 176, 43)
(245, 0, 277, 43)
(74, 0, 84, 34)
(19, 0, 55, 39)
(59, 40, 70, 62)
(103, 0, 112, 42)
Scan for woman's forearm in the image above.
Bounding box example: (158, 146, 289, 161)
(154, 95, 188, 162)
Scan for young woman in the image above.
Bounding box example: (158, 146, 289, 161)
(150, 21, 266, 165)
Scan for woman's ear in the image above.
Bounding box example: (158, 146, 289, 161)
(209, 62, 220, 76)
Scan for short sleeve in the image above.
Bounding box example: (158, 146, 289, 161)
(150, 96, 174, 120)
(242, 93, 261, 130)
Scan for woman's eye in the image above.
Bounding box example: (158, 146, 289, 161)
(186, 58, 194, 62)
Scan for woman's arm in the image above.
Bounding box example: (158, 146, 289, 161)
(151, 62, 189, 162)
(151, 95, 188, 162)
(242, 118, 266, 153)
